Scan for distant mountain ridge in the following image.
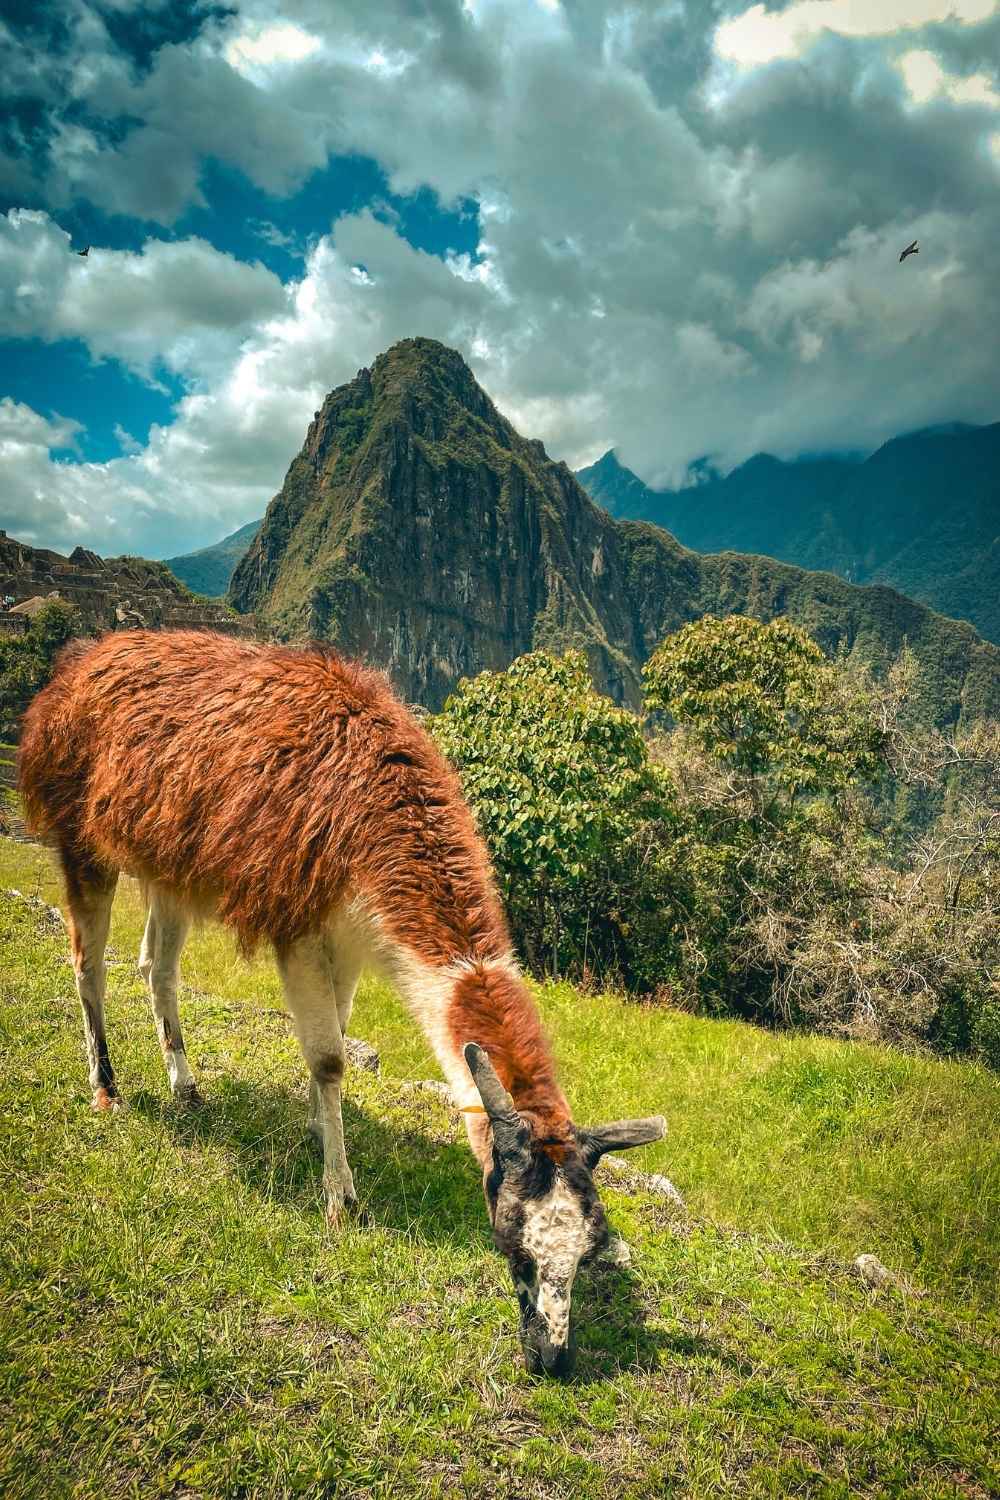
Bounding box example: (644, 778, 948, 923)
(165, 519, 263, 598)
(227, 338, 999, 727)
(576, 423, 1000, 645)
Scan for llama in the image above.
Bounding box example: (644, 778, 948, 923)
(18, 629, 664, 1377)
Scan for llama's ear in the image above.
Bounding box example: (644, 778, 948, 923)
(576, 1116, 666, 1170)
(463, 1042, 530, 1162)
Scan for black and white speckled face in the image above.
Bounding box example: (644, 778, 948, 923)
(462, 1041, 665, 1379)
(486, 1141, 610, 1379)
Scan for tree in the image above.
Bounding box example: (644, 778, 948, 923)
(642, 614, 885, 802)
(0, 600, 81, 732)
(643, 616, 891, 1022)
(431, 650, 683, 987)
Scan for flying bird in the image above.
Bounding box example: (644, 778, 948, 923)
(899, 240, 918, 263)
(76, 246, 90, 257)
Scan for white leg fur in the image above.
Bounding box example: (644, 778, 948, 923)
(308, 950, 362, 1145)
(139, 897, 198, 1101)
(278, 934, 355, 1223)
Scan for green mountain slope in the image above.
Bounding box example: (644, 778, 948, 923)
(577, 422, 1000, 644)
(229, 338, 1000, 725)
(165, 518, 263, 598)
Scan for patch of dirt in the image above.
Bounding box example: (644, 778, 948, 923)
(3, 886, 64, 932)
(256, 1313, 366, 1368)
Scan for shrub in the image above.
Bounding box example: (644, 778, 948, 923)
(642, 614, 886, 796)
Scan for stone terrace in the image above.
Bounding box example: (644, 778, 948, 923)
(0, 530, 256, 639)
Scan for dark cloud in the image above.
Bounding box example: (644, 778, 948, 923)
(0, 0, 998, 553)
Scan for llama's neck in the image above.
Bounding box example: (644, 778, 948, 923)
(388, 945, 571, 1147)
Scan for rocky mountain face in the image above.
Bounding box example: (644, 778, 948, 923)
(577, 423, 1000, 646)
(165, 519, 263, 598)
(229, 339, 1000, 726)
(0, 530, 252, 638)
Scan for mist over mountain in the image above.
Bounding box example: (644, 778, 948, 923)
(228, 338, 999, 726)
(577, 423, 1000, 645)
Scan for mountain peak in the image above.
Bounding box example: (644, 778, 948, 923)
(227, 341, 999, 722)
(730, 452, 782, 477)
(371, 337, 491, 415)
(374, 335, 473, 378)
(586, 449, 626, 474)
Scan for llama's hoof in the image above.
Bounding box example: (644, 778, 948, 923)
(174, 1083, 205, 1109)
(325, 1190, 359, 1229)
(92, 1087, 124, 1113)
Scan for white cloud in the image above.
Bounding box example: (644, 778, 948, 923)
(675, 322, 755, 379)
(248, 219, 304, 255)
(224, 23, 323, 77)
(0, 210, 288, 382)
(715, 0, 997, 68)
(2, 0, 1000, 555)
(113, 423, 142, 455)
(897, 47, 1000, 105)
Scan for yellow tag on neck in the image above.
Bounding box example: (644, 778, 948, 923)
(459, 1104, 488, 1114)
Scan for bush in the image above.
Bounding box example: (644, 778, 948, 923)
(431, 650, 687, 989)
(970, 986, 1000, 1070)
(641, 618, 1000, 1062)
(431, 628, 999, 1066)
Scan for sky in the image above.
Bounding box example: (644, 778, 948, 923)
(1, 0, 999, 560)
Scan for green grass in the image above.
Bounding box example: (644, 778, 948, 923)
(2, 835, 999, 1498)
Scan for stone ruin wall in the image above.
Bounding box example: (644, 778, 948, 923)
(0, 531, 256, 639)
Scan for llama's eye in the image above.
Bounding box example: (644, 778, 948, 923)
(510, 1257, 537, 1301)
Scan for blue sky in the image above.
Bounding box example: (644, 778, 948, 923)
(1, 0, 999, 558)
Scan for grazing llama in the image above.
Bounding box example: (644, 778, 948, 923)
(18, 630, 664, 1377)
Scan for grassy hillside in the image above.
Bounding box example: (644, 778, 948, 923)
(164, 519, 263, 599)
(2, 837, 999, 1497)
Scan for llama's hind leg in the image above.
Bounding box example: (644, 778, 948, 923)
(139, 895, 200, 1105)
(62, 852, 119, 1111)
(278, 936, 355, 1225)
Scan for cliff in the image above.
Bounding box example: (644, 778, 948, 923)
(229, 339, 1000, 726)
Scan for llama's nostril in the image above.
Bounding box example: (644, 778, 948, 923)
(540, 1340, 576, 1379)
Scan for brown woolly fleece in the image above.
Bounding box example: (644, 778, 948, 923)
(18, 630, 568, 1131)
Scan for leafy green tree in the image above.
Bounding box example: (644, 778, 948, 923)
(643, 616, 892, 1021)
(0, 600, 81, 731)
(643, 614, 885, 801)
(431, 650, 684, 987)
(641, 617, 1000, 1064)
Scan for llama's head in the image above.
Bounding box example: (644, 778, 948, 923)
(464, 1042, 664, 1379)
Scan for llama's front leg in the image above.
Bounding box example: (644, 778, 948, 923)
(139, 901, 200, 1105)
(307, 953, 362, 1147)
(278, 937, 355, 1225)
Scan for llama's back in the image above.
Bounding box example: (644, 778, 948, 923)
(18, 629, 509, 959)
